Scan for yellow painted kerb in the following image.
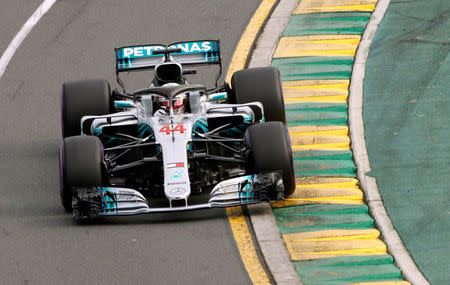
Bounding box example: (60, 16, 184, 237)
(294, 0, 377, 14)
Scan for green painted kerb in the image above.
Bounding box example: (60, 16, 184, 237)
(288, 118, 348, 126)
(283, 12, 371, 36)
(294, 255, 404, 285)
(273, 57, 353, 81)
(285, 103, 348, 111)
(269, 5, 408, 285)
(294, 150, 353, 161)
(274, 204, 374, 234)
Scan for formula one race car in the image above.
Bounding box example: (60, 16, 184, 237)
(59, 40, 295, 218)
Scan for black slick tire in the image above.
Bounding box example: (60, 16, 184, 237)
(61, 79, 112, 138)
(230, 67, 286, 124)
(59, 135, 104, 211)
(245, 122, 296, 197)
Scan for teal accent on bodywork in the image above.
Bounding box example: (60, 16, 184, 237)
(193, 117, 209, 134)
(222, 114, 253, 136)
(186, 117, 209, 151)
(100, 188, 118, 213)
(138, 122, 154, 138)
(239, 177, 254, 202)
(209, 93, 228, 101)
(190, 117, 209, 152)
(105, 137, 116, 145)
(93, 127, 103, 135)
(114, 101, 134, 108)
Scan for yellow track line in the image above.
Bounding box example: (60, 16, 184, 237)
(227, 207, 271, 284)
(225, 0, 277, 83)
(225, 0, 278, 284)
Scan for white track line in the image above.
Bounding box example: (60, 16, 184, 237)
(348, 0, 430, 284)
(0, 0, 57, 79)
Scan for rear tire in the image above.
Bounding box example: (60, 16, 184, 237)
(230, 67, 286, 124)
(245, 122, 295, 197)
(61, 79, 112, 138)
(59, 135, 104, 211)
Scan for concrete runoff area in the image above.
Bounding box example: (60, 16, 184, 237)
(0, 0, 261, 284)
(363, 0, 450, 283)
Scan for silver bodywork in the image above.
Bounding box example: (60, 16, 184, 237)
(79, 89, 265, 212)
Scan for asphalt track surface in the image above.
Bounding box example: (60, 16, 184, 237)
(0, 1, 261, 284)
(0, 0, 43, 54)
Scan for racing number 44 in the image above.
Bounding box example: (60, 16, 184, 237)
(159, 124, 186, 135)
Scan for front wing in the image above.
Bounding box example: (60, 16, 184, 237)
(72, 173, 284, 219)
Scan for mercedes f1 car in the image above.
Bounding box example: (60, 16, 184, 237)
(59, 40, 295, 218)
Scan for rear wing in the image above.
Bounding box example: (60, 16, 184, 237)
(115, 40, 221, 72)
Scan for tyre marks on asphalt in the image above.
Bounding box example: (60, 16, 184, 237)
(270, 1, 410, 284)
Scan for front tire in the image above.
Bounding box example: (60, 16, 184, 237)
(59, 135, 104, 211)
(245, 122, 295, 197)
(61, 79, 112, 138)
(230, 67, 286, 124)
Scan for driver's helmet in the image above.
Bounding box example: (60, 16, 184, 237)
(155, 83, 187, 115)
